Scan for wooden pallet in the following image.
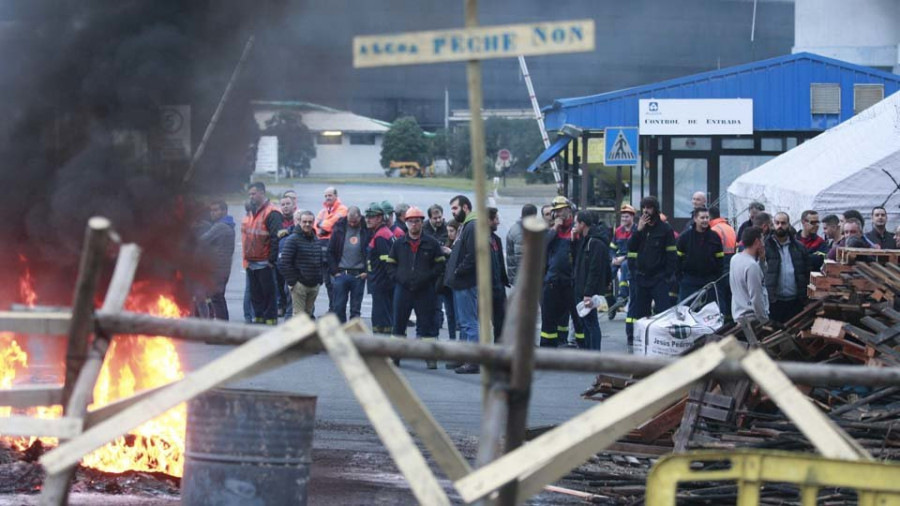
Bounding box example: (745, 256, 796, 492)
(837, 247, 900, 265)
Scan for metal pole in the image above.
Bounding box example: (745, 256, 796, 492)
(517, 56, 562, 193)
(463, 0, 495, 386)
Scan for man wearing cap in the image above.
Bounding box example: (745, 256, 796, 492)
(540, 196, 582, 348)
(612, 204, 636, 338)
(626, 196, 677, 348)
(365, 203, 396, 334)
(386, 206, 444, 369)
(381, 201, 406, 239)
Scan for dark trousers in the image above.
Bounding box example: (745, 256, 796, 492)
(370, 284, 394, 334)
(319, 240, 333, 311)
(392, 285, 438, 338)
(436, 290, 457, 340)
(540, 281, 578, 347)
(493, 292, 506, 342)
(247, 266, 278, 323)
(579, 310, 602, 350)
(210, 291, 229, 321)
(717, 255, 734, 320)
(770, 298, 803, 324)
(678, 274, 717, 304)
(332, 273, 365, 323)
(628, 273, 674, 325)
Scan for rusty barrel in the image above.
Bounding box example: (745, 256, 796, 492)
(182, 388, 316, 506)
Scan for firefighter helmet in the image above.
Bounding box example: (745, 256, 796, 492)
(404, 206, 426, 220)
(550, 196, 573, 211)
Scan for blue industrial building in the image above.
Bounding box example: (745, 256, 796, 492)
(536, 52, 900, 227)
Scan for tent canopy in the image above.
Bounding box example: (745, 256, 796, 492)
(727, 91, 900, 227)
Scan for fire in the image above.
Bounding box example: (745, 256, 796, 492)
(0, 268, 188, 477)
(17, 254, 37, 308)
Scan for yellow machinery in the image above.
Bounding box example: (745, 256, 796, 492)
(646, 450, 900, 505)
(387, 161, 434, 178)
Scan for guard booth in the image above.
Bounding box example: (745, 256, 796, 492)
(530, 53, 900, 231)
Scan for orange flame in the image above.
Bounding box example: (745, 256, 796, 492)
(0, 275, 188, 477)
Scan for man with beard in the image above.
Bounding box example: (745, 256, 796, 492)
(540, 196, 579, 348)
(424, 204, 448, 244)
(365, 203, 396, 334)
(488, 207, 509, 341)
(387, 206, 444, 369)
(573, 210, 611, 350)
(737, 201, 765, 243)
(201, 201, 235, 320)
(241, 182, 283, 325)
(763, 212, 811, 323)
(327, 206, 369, 323)
(676, 207, 723, 302)
(626, 196, 677, 347)
(867, 206, 896, 249)
(444, 195, 479, 373)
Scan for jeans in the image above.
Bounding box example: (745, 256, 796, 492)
(332, 273, 366, 323)
(453, 286, 479, 343)
(247, 266, 278, 324)
(243, 271, 253, 323)
(436, 291, 456, 340)
(579, 310, 602, 351)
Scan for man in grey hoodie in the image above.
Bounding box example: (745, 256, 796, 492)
(730, 226, 769, 323)
(201, 201, 236, 320)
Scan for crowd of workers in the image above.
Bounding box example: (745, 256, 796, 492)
(196, 181, 900, 370)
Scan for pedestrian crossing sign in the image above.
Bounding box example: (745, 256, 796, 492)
(603, 127, 639, 165)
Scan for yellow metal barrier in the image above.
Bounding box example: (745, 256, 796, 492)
(646, 450, 900, 505)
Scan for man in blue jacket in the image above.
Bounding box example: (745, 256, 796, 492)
(201, 201, 235, 320)
(540, 196, 578, 348)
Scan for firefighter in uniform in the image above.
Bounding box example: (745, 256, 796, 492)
(625, 196, 677, 348)
(612, 205, 637, 339)
(365, 202, 395, 334)
(386, 206, 445, 369)
(540, 196, 584, 348)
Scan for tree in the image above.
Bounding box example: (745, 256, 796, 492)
(262, 111, 316, 177)
(432, 119, 547, 178)
(431, 126, 470, 175)
(380, 116, 430, 169)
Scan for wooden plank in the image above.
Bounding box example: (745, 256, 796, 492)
(844, 324, 900, 366)
(316, 315, 451, 506)
(0, 311, 71, 335)
(739, 349, 871, 461)
(673, 379, 710, 452)
(810, 318, 846, 339)
(633, 398, 685, 442)
(40, 315, 317, 475)
(0, 416, 82, 439)
(61, 217, 110, 405)
(452, 338, 743, 504)
(0, 385, 63, 408)
(365, 357, 472, 481)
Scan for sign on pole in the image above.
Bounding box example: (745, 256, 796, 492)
(603, 127, 639, 166)
(638, 99, 753, 135)
(498, 149, 511, 162)
(353, 19, 595, 68)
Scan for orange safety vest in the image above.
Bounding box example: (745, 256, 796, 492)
(241, 200, 277, 267)
(710, 218, 737, 254)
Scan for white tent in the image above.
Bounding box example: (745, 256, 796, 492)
(727, 90, 900, 227)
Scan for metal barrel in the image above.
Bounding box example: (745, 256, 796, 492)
(182, 388, 317, 506)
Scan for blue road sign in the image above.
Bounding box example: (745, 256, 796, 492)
(604, 127, 639, 165)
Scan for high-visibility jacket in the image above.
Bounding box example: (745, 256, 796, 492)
(314, 199, 348, 240)
(241, 200, 280, 268)
(710, 217, 737, 255)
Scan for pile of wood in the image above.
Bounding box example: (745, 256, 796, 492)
(575, 249, 900, 503)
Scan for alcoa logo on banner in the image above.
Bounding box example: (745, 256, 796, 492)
(648, 102, 659, 113)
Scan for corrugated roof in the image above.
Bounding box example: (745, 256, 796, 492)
(252, 101, 389, 133)
(542, 53, 900, 132)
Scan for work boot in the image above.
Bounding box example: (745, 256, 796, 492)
(426, 360, 437, 370)
(454, 362, 479, 374)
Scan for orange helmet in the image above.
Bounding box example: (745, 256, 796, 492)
(620, 204, 636, 215)
(405, 206, 426, 220)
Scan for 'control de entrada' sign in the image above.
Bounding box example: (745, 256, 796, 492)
(353, 19, 595, 68)
(638, 99, 753, 135)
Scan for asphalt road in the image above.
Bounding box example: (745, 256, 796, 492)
(173, 181, 629, 504)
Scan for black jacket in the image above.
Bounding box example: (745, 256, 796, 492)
(490, 232, 509, 297)
(445, 215, 477, 290)
(627, 220, 677, 279)
(676, 227, 724, 279)
(763, 233, 811, 303)
(424, 220, 448, 245)
(387, 234, 445, 291)
(573, 225, 612, 298)
(327, 217, 370, 274)
(866, 228, 897, 250)
(278, 229, 323, 287)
